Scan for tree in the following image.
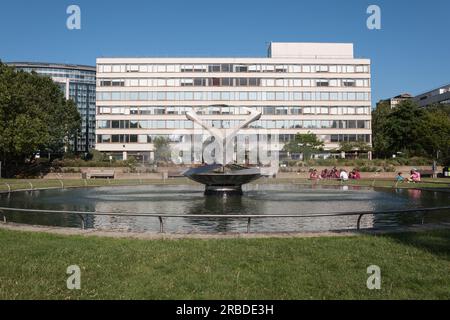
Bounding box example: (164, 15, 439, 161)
(419, 106, 450, 163)
(282, 132, 324, 160)
(372, 100, 450, 163)
(0, 62, 81, 176)
(339, 141, 372, 153)
(153, 136, 172, 163)
(372, 100, 392, 157)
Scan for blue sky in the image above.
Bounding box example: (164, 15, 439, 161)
(0, 0, 449, 105)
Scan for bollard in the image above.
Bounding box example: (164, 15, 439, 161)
(247, 218, 251, 233)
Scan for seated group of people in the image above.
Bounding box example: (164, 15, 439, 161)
(396, 169, 421, 183)
(309, 167, 361, 181)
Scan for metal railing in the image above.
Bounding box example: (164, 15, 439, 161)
(0, 206, 449, 234)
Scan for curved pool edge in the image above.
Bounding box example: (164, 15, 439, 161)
(1, 220, 450, 240)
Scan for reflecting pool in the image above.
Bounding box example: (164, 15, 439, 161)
(0, 184, 449, 233)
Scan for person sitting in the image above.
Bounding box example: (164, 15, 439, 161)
(349, 168, 361, 180)
(396, 172, 405, 183)
(339, 169, 349, 181)
(330, 167, 339, 179)
(407, 169, 421, 183)
(309, 169, 321, 180)
(353, 169, 361, 180)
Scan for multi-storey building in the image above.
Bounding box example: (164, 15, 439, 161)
(8, 62, 96, 153)
(95, 42, 372, 162)
(414, 84, 450, 107)
(377, 93, 413, 109)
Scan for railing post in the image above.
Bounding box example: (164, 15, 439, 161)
(357, 214, 364, 230)
(0, 210, 5, 224)
(78, 214, 85, 230)
(158, 216, 164, 233)
(247, 218, 251, 233)
(28, 181, 33, 190)
(5, 183, 11, 193)
(59, 179, 64, 189)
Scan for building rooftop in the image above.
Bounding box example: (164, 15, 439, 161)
(6, 62, 96, 72)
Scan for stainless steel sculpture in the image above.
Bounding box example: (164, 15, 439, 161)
(182, 107, 264, 195)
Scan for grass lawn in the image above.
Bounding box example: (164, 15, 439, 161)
(0, 228, 449, 299)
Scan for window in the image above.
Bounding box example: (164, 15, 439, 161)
(238, 78, 248, 86)
(249, 78, 259, 86)
(181, 79, 194, 86)
(194, 78, 205, 86)
(127, 65, 139, 72)
(222, 78, 232, 86)
(316, 80, 329, 87)
(211, 78, 220, 86)
(208, 65, 220, 72)
(221, 64, 231, 72)
(343, 80, 356, 87)
(235, 65, 248, 72)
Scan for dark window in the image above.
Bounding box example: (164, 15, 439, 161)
(238, 78, 248, 86)
(211, 78, 220, 86)
(249, 78, 259, 86)
(348, 120, 356, 129)
(221, 64, 231, 72)
(208, 65, 220, 72)
(221, 78, 232, 86)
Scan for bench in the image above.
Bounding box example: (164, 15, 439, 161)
(86, 170, 115, 179)
(417, 170, 435, 178)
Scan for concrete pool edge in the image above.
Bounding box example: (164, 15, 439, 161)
(1, 221, 449, 240)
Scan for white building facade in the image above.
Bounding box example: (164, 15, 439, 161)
(95, 42, 372, 162)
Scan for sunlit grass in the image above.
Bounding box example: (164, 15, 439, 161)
(0, 228, 449, 299)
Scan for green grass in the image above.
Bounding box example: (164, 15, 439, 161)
(0, 228, 449, 299)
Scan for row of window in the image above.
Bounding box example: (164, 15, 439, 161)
(97, 119, 371, 130)
(96, 133, 371, 144)
(98, 78, 370, 88)
(96, 91, 371, 102)
(98, 64, 370, 74)
(97, 106, 371, 116)
(16, 68, 96, 82)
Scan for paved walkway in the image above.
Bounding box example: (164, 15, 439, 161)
(1, 221, 449, 240)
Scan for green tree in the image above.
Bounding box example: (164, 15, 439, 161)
(383, 100, 429, 157)
(338, 141, 372, 153)
(0, 62, 81, 176)
(420, 106, 450, 164)
(153, 136, 172, 163)
(282, 132, 324, 160)
(372, 100, 450, 163)
(372, 100, 392, 157)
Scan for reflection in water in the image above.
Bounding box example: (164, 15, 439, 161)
(0, 184, 449, 233)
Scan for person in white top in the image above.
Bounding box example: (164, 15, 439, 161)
(339, 169, 349, 181)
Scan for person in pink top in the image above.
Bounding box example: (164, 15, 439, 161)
(407, 169, 421, 183)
